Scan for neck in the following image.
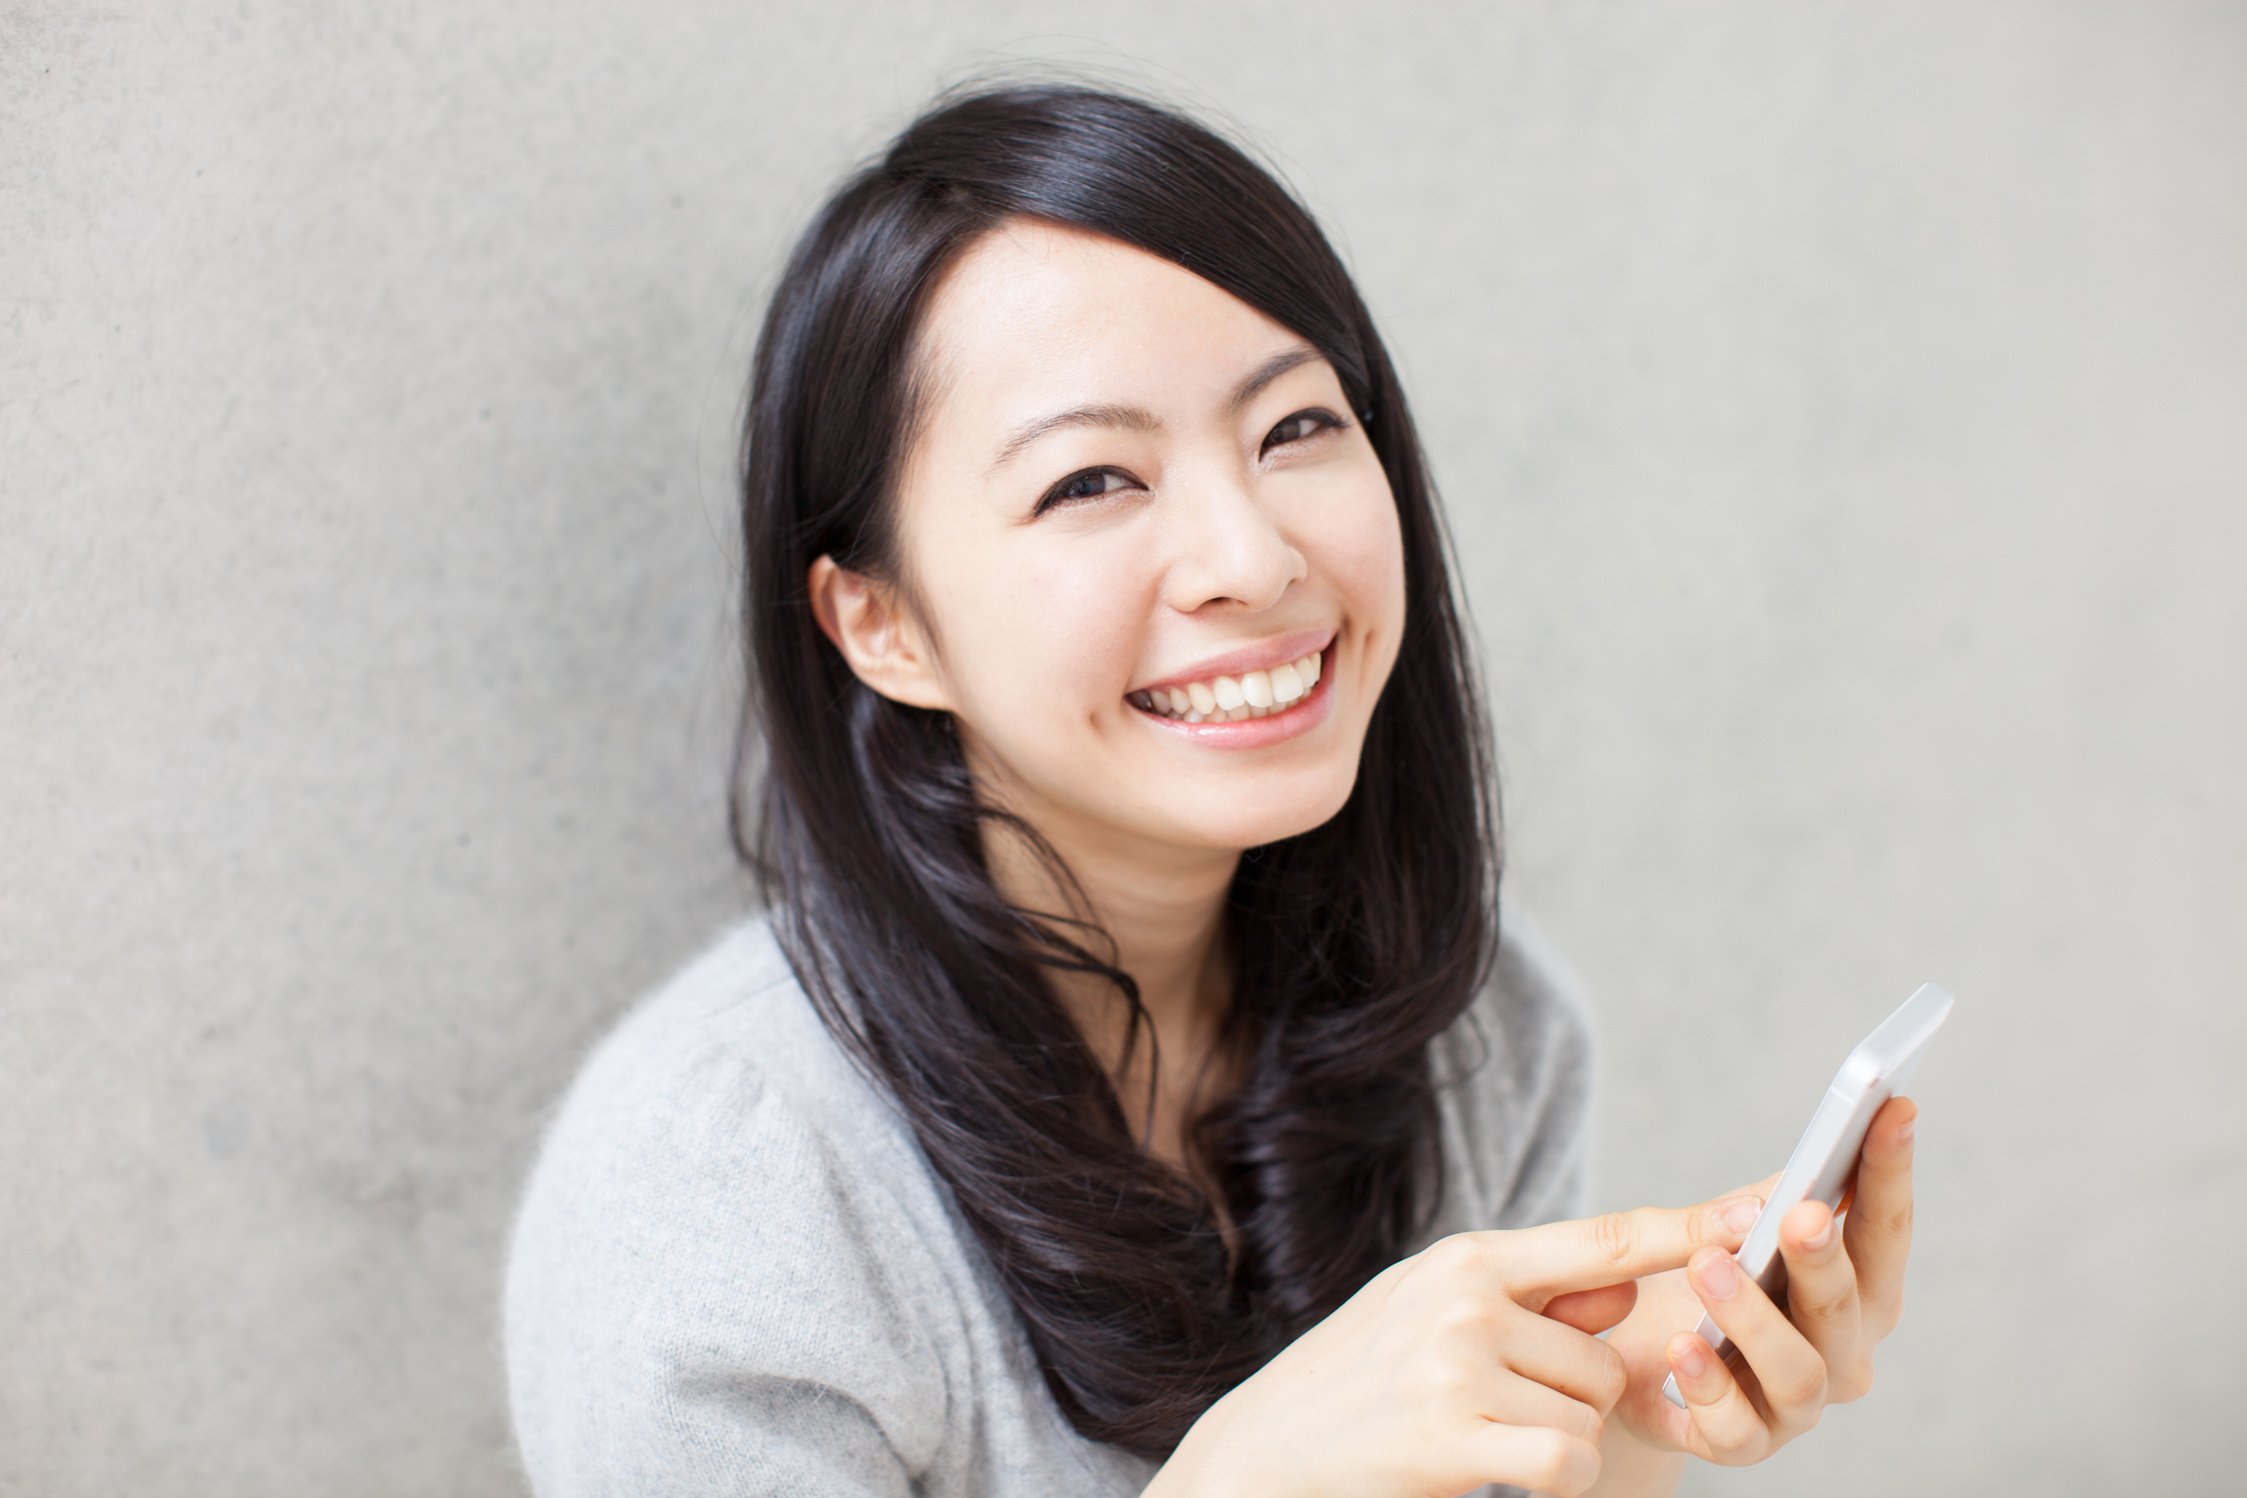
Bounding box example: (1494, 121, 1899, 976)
(978, 808, 1242, 1144)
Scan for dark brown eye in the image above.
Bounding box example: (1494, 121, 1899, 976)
(1035, 467, 1132, 516)
(1266, 409, 1345, 449)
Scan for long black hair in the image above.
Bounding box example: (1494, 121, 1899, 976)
(729, 72, 1503, 1461)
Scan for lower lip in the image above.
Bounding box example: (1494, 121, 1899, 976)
(1127, 645, 1337, 750)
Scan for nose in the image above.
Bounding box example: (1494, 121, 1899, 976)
(1160, 472, 1308, 615)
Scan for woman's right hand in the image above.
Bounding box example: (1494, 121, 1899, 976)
(1158, 1192, 1766, 1498)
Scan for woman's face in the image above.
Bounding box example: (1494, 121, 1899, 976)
(858, 216, 1406, 863)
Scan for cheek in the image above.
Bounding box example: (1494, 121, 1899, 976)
(926, 534, 1147, 721)
(1311, 473, 1408, 639)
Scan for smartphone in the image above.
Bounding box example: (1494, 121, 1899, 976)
(1661, 981, 1954, 1409)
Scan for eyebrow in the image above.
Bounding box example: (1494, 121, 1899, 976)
(987, 342, 1327, 474)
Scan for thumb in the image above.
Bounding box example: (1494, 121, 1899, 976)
(1498, 1193, 1765, 1311)
(1542, 1281, 1637, 1335)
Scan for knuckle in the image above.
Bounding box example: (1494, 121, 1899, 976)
(1553, 1397, 1603, 1449)
(1861, 1289, 1904, 1342)
(1587, 1211, 1638, 1272)
(1422, 1353, 1475, 1405)
(1775, 1364, 1829, 1410)
(1525, 1428, 1582, 1492)
(1423, 1231, 1492, 1278)
(1431, 1293, 1501, 1345)
(1591, 1341, 1628, 1411)
(1706, 1425, 1762, 1466)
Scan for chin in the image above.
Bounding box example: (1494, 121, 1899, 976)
(1175, 768, 1360, 851)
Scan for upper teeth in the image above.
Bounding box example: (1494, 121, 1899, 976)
(1127, 648, 1324, 723)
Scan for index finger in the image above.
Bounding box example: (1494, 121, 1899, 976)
(1499, 1194, 1765, 1310)
(1842, 1096, 1917, 1325)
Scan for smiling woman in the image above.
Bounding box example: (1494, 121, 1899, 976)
(810, 215, 1408, 872)
(501, 72, 1903, 1498)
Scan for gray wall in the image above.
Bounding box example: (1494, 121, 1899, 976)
(5, 2, 2240, 1494)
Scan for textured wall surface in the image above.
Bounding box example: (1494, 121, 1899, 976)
(4, 2, 2241, 1494)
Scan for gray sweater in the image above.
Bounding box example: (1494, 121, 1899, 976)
(502, 900, 1596, 1497)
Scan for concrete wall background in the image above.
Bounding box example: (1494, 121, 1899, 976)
(5, 2, 2240, 1493)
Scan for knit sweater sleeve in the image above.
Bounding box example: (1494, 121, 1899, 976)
(503, 1010, 954, 1497)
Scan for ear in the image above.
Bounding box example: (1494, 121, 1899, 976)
(806, 555, 951, 712)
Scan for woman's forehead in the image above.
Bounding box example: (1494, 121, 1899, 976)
(912, 220, 1318, 459)
(932, 216, 1192, 333)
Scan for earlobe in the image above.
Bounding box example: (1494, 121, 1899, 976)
(804, 554, 950, 712)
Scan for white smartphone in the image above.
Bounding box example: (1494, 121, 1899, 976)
(1661, 981, 1954, 1409)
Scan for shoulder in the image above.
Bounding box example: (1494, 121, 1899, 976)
(510, 908, 914, 1168)
(502, 908, 958, 1489)
(1489, 896, 1598, 1093)
(1433, 895, 1600, 1228)
(1438, 895, 1597, 1110)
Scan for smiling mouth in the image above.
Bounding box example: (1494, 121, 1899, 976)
(1126, 643, 1329, 723)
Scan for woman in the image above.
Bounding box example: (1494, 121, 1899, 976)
(503, 75, 1917, 1498)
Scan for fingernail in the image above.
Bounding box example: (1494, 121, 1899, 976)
(1672, 1338, 1709, 1378)
(1803, 1214, 1834, 1252)
(1897, 1115, 1916, 1147)
(1723, 1196, 1762, 1233)
(1695, 1250, 1740, 1299)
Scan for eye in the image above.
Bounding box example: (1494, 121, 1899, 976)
(1264, 408, 1347, 451)
(1030, 409, 1351, 518)
(1034, 467, 1136, 516)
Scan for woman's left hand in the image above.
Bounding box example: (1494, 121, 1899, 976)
(1595, 1095, 1918, 1464)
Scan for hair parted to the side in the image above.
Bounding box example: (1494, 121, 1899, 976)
(727, 69, 1505, 1461)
